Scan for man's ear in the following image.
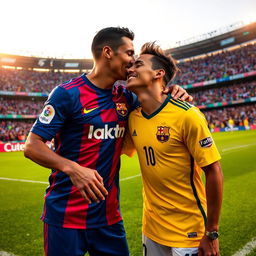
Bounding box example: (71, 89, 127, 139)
(154, 69, 165, 79)
(102, 46, 113, 59)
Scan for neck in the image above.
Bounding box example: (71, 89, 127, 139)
(87, 62, 117, 89)
(135, 84, 167, 115)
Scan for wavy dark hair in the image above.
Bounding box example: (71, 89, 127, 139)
(140, 42, 179, 86)
(91, 27, 134, 59)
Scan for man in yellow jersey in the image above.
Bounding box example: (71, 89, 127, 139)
(123, 42, 223, 256)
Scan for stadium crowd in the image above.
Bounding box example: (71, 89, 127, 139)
(0, 98, 44, 115)
(0, 68, 76, 93)
(0, 120, 34, 142)
(191, 80, 256, 105)
(203, 104, 256, 129)
(175, 43, 256, 85)
(0, 44, 255, 94)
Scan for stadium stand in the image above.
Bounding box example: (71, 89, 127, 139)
(0, 69, 75, 93)
(191, 80, 256, 105)
(204, 103, 256, 129)
(0, 120, 34, 142)
(0, 22, 255, 143)
(174, 43, 256, 85)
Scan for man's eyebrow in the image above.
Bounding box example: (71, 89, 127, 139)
(134, 59, 143, 64)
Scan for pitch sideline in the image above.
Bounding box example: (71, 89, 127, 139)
(0, 174, 141, 184)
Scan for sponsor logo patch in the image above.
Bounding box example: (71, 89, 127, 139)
(156, 126, 170, 142)
(116, 103, 128, 116)
(83, 107, 98, 115)
(88, 124, 125, 139)
(187, 232, 198, 238)
(199, 137, 213, 148)
(39, 105, 55, 124)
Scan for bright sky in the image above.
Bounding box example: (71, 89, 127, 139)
(1, 0, 255, 59)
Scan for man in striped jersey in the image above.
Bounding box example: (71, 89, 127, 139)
(125, 42, 223, 256)
(24, 27, 191, 256)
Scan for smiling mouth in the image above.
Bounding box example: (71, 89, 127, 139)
(127, 73, 138, 80)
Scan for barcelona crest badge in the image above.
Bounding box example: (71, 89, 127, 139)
(156, 126, 170, 142)
(116, 103, 128, 116)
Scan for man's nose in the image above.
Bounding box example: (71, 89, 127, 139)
(129, 57, 135, 65)
(127, 65, 134, 73)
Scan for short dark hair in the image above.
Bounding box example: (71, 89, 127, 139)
(140, 42, 179, 86)
(91, 27, 134, 59)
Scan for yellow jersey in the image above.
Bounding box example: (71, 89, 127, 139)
(127, 94, 221, 248)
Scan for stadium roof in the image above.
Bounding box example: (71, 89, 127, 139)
(0, 22, 255, 70)
(165, 22, 256, 59)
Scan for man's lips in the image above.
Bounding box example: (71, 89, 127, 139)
(127, 77, 135, 83)
(127, 73, 137, 80)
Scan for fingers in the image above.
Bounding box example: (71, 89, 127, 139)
(79, 181, 105, 204)
(79, 190, 91, 204)
(172, 89, 185, 100)
(69, 165, 109, 204)
(95, 171, 104, 185)
(95, 171, 108, 196)
(181, 94, 193, 102)
(170, 85, 179, 98)
(89, 177, 108, 202)
(86, 183, 102, 203)
(166, 84, 193, 102)
(79, 169, 108, 203)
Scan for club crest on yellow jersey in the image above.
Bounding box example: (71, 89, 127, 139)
(116, 103, 128, 116)
(156, 126, 170, 142)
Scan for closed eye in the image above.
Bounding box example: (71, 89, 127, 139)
(127, 50, 134, 56)
(134, 60, 144, 68)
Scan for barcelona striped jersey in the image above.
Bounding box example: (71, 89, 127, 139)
(31, 74, 138, 229)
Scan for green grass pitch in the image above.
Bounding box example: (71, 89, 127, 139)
(0, 130, 256, 256)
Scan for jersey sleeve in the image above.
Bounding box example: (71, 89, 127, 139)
(31, 86, 73, 141)
(182, 107, 221, 167)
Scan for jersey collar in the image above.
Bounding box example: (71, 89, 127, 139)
(141, 94, 171, 119)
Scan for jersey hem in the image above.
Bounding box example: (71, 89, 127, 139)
(143, 230, 201, 248)
(42, 216, 123, 230)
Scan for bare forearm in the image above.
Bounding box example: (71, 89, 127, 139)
(203, 161, 224, 231)
(24, 132, 76, 174)
(24, 133, 108, 203)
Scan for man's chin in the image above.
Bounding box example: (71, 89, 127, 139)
(125, 82, 137, 91)
(125, 82, 132, 90)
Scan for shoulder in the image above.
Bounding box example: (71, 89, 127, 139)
(182, 106, 208, 129)
(168, 98, 193, 112)
(59, 75, 85, 91)
(185, 106, 206, 120)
